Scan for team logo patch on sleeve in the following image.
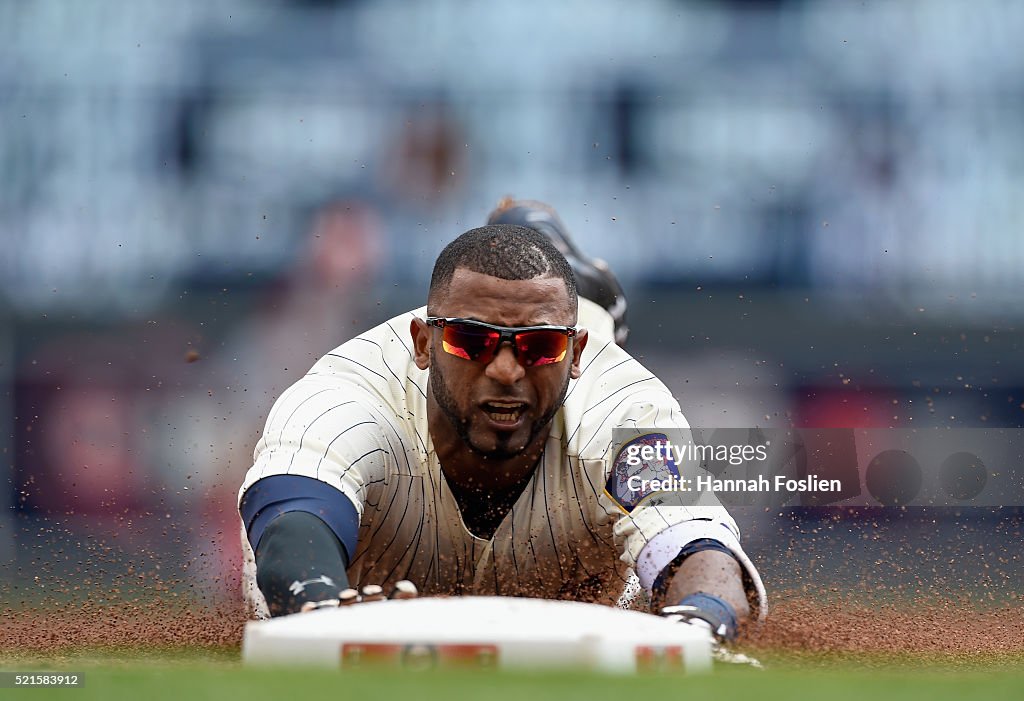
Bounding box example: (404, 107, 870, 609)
(605, 433, 679, 513)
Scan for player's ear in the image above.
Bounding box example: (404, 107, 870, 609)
(569, 328, 588, 380)
(411, 317, 431, 370)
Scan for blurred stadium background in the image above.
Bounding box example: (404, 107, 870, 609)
(1, 0, 1022, 610)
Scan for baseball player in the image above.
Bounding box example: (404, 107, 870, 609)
(238, 203, 766, 643)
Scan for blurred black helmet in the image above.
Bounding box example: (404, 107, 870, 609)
(487, 197, 629, 345)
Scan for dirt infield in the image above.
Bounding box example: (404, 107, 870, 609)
(0, 600, 246, 654)
(3, 594, 1023, 661)
(746, 594, 1024, 658)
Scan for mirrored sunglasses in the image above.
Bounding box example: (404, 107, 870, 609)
(425, 317, 577, 367)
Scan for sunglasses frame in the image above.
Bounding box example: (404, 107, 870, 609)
(424, 316, 578, 367)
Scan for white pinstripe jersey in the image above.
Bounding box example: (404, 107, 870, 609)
(239, 299, 763, 617)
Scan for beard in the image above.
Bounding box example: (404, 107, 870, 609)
(430, 358, 570, 461)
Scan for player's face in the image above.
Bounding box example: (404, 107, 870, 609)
(413, 268, 588, 461)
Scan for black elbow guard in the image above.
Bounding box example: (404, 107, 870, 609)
(254, 510, 351, 616)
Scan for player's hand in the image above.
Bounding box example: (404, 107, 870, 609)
(709, 646, 763, 668)
(299, 580, 419, 612)
(659, 605, 764, 669)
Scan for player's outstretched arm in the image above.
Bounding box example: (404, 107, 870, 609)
(241, 472, 365, 616)
(254, 510, 352, 616)
(652, 544, 751, 642)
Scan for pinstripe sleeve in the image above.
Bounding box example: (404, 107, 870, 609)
(241, 373, 399, 518)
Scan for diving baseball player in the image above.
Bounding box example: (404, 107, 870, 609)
(239, 203, 766, 643)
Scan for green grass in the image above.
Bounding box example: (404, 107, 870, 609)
(3, 647, 1024, 701)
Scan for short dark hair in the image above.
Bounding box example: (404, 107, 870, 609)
(428, 224, 577, 315)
